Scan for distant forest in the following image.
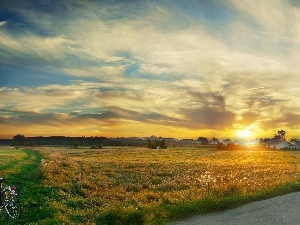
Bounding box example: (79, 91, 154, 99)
(0, 134, 166, 148)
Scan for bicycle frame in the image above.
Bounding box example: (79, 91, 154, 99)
(0, 178, 21, 219)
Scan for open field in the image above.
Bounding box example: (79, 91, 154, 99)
(1, 147, 300, 224)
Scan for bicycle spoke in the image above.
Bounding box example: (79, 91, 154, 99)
(3, 190, 21, 219)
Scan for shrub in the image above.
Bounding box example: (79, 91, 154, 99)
(90, 145, 98, 149)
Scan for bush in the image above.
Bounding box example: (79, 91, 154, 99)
(90, 145, 98, 149)
(96, 209, 145, 225)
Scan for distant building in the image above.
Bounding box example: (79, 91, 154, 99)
(267, 140, 290, 149)
(289, 140, 300, 150)
(149, 135, 157, 140)
(210, 138, 219, 145)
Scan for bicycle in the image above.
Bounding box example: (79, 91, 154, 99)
(0, 178, 21, 219)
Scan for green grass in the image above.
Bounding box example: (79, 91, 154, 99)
(0, 148, 57, 224)
(164, 181, 300, 222)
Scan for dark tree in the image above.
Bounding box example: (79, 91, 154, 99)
(274, 130, 286, 141)
(160, 139, 167, 149)
(13, 134, 25, 141)
(74, 142, 79, 148)
(12, 134, 26, 146)
(198, 137, 208, 145)
(147, 139, 152, 149)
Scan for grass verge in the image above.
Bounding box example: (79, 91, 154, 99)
(164, 181, 300, 223)
(0, 148, 58, 224)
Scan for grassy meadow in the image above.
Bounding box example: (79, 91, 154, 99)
(1, 147, 300, 224)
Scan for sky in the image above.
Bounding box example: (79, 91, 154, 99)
(1, 0, 300, 140)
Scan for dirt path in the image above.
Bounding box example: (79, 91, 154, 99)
(169, 192, 300, 225)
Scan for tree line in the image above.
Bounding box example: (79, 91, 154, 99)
(4, 134, 168, 149)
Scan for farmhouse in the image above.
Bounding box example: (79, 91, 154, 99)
(289, 140, 300, 150)
(210, 138, 219, 145)
(265, 138, 300, 150)
(266, 140, 290, 149)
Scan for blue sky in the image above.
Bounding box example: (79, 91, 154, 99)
(1, 0, 300, 139)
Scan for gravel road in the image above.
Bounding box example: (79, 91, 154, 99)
(169, 192, 300, 225)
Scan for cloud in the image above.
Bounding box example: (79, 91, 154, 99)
(0, 30, 72, 68)
(0, 21, 6, 26)
(188, 91, 226, 110)
(0, 109, 69, 126)
(2, 0, 299, 80)
(63, 65, 127, 80)
(230, 0, 296, 34)
(1, 1, 300, 138)
(262, 112, 300, 131)
(0, 105, 180, 130)
(282, 113, 300, 128)
(0, 103, 236, 133)
(180, 107, 236, 129)
(240, 112, 259, 125)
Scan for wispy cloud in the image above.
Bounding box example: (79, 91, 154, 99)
(1, 0, 300, 139)
(0, 21, 6, 26)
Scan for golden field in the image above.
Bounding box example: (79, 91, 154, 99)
(37, 147, 300, 224)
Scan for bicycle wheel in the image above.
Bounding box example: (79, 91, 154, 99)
(3, 189, 21, 219)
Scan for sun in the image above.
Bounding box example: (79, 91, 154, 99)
(237, 129, 252, 138)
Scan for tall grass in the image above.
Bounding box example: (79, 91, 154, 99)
(38, 147, 300, 224)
